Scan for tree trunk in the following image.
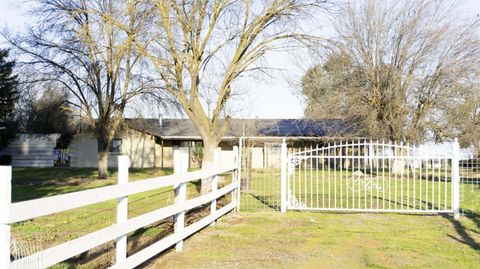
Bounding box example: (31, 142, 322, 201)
(473, 140, 480, 158)
(200, 139, 218, 195)
(97, 132, 110, 179)
(391, 146, 406, 175)
(180, 97, 222, 195)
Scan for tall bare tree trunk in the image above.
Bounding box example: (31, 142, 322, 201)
(200, 138, 218, 195)
(97, 131, 110, 179)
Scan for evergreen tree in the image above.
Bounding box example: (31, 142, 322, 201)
(0, 49, 19, 148)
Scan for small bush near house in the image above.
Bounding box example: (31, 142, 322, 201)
(0, 154, 12, 165)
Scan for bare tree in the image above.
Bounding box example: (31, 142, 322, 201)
(122, 0, 328, 193)
(445, 75, 480, 155)
(22, 87, 72, 134)
(3, 0, 153, 178)
(304, 0, 480, 143)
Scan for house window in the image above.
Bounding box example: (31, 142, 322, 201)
(110, 139, 122, 153)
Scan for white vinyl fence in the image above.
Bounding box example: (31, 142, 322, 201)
(0, 147, 239, 268)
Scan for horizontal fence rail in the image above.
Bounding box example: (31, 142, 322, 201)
(9, 165, 236, 224)
(1, 147, 239, 268)
(284, 140, 460, 216)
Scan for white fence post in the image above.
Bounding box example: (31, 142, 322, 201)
(232, 146, 239, 211)
(174, 147, 188, 252)
(452, 138, 460, 219)
(210, 148, 221, 225)
(0, 166, 11, 269)
(280, 138, 287, 213)
(237, 138, 243, 212)
(116, 156, 130, 264)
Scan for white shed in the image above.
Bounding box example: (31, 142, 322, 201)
(0, 134, 59, 167)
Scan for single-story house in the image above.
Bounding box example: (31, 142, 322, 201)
(1, 118, 353, 168)
(70, 118, 352, 169)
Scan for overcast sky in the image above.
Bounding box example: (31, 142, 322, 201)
(1, 0, 479, 119)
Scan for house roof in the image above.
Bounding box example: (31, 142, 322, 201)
(125, 118, 355, 140)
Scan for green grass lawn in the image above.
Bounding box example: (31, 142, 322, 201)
(12, 167, 173, 202)
(149, 211, 480, 269)
(10, 167, 235, 268)
(289, 168, 454, 211)
(9, 166, 480, 268)
(10, 167, 204, 268)
(224, 167, 479, 268)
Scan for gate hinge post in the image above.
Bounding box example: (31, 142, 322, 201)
(452, 138, 460, 219)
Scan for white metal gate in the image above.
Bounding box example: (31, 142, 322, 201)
(285, 140, 460, 215)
